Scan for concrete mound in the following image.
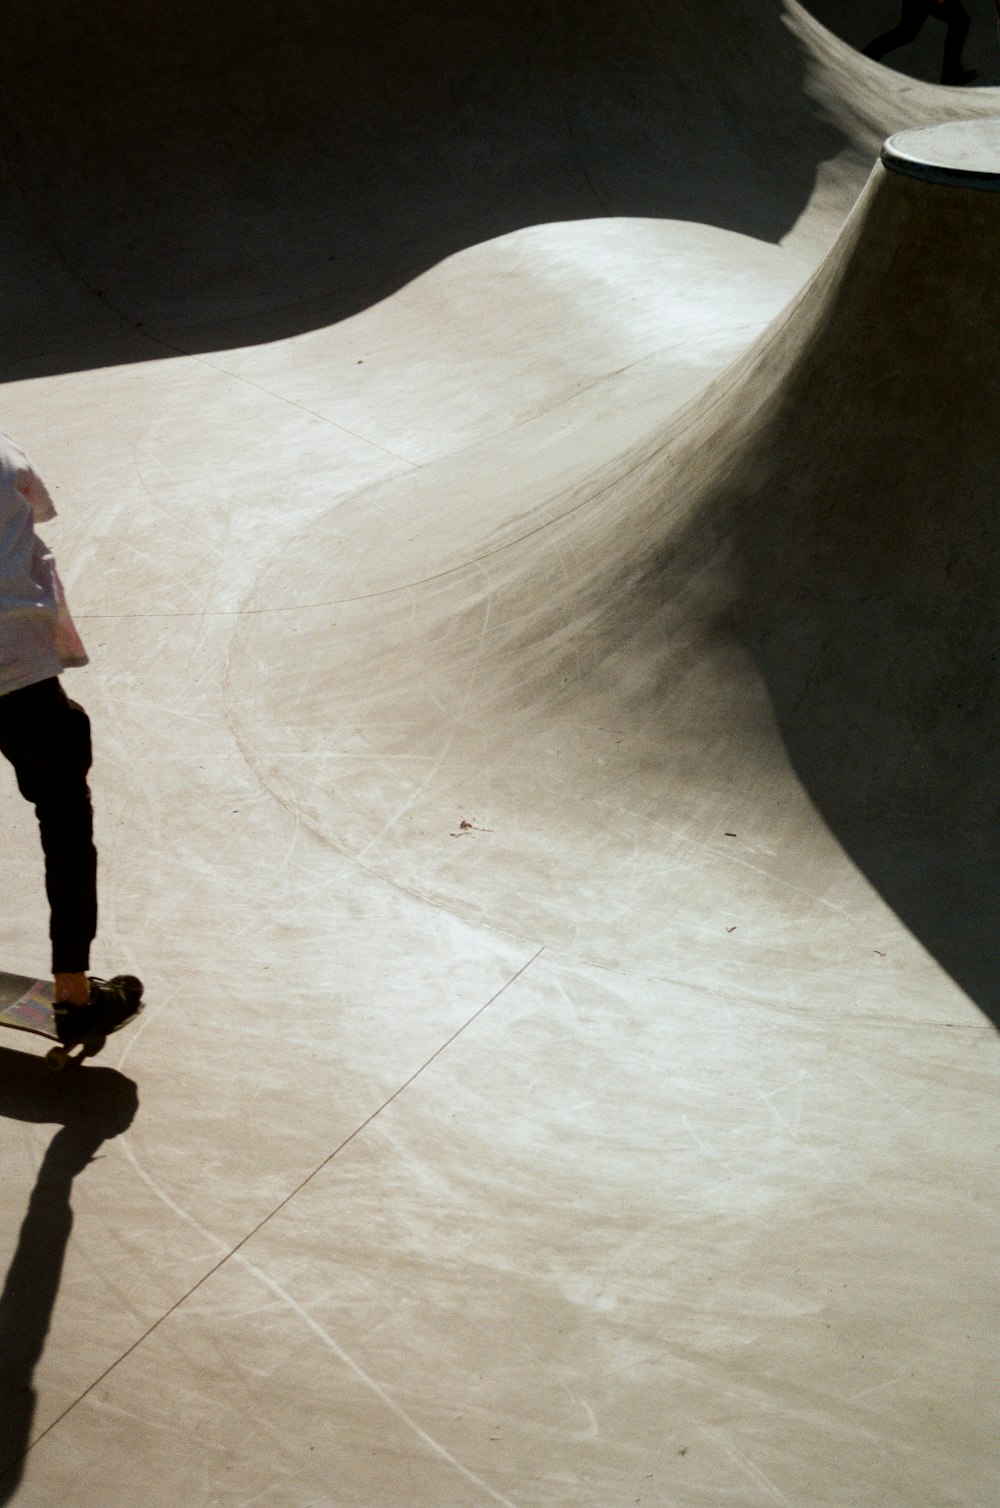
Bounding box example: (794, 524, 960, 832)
(229, 122, 1000, 1026)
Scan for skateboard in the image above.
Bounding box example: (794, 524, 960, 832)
(0, 971, 143, 1071)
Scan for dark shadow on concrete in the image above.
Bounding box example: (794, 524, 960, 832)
(0, 0, 848, 378)
(633, 168, 1000, 1030)
(731, 196, 1000, 1031)
(0, 1049, 138, 1504)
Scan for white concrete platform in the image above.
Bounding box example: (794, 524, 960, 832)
(1, 3, 998, 1504)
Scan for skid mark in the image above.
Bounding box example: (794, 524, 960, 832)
(45, 953, 546, 1499)
(239, 1255, 521, 1508)
(697, 1424, 794, 1507)
(354, 559, 496, 863)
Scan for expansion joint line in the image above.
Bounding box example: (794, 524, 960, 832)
(5, 944, 546, 1477)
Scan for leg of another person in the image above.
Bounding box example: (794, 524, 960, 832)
(863, 0, 933, 58)
(933, 0, 972, 80)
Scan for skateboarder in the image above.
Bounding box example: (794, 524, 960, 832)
(0, 431, 141, 1045)
(863, 0, 977, 85)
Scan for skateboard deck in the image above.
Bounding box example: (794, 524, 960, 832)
(0, 971, 142, 1070)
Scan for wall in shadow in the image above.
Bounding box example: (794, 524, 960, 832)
(0, 1050, 138, 1504)
(0, 0, 849, 377)
(622, 162, 1000, 1028)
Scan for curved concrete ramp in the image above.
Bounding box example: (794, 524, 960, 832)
(1, 6, 998, 1506)
(1, 0, 996, 368)
(231, 125, 1000, 1030)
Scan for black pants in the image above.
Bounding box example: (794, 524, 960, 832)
(863, 0, 971, 82)
(0, 677, 97, 974)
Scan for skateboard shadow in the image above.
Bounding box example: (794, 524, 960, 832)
(0, 1046, 138, 1504)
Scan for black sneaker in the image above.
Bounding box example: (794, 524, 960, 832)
(54, 974, 144, 1046)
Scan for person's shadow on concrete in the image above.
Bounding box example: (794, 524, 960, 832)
(0, 1046, 138, 1505)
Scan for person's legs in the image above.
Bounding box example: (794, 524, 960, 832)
(931, 0, 973, 81)
(863, 0, 934, 58)
(0, 678, 98, 990)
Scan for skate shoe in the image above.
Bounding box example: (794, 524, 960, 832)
(54, 974, 144, 1046)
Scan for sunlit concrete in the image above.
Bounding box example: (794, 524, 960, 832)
(1, 3, 998, 1505)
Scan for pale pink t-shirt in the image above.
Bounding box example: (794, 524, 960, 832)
(0, 431, 88, 698)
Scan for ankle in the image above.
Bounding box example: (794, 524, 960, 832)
(54, 972, 90, 1007)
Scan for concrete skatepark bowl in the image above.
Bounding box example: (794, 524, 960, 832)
(0, 3, 998, 1504)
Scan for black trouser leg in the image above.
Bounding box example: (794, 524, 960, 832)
(934, 0, 971, 80)
(863, 0, 932, 58)
(0, 678, 98, 975)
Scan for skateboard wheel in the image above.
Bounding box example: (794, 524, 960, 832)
(45, 1046, 70, 1071)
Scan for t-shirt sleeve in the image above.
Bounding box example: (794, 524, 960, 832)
(15, 462, 57, 525)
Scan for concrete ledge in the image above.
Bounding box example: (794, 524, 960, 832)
(882, 117, 1000, 190)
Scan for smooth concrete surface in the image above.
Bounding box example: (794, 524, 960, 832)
(883, 116, 1000, 183)
(1, 4, 999, 1505)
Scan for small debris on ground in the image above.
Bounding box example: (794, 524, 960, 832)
(451, 818, 493, 838)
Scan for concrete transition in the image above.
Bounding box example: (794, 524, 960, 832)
(0, 5, 998, 1506)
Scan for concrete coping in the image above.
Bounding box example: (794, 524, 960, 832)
(881, 118, 1000, 191)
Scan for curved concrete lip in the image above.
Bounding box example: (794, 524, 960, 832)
(882, 117, 1000, 190)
